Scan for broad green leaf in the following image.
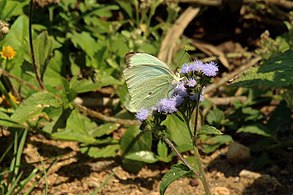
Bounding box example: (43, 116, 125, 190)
(51, 129, 97, 143)
(43, 50, 66, 87)
(0, 111, 25, 128)
(89, 123, 119, 137)
(199, 134, 233, 154)
(233, 50, 293, 88)
(69, 31, 97, 57)
(125, 151, 158, 163)
(121, 125, 152, 172)
(237, 124, 272, 137)
(10, 91, 62, 124)
(0, 0, 27, 20)
(51, 109, 97, 143)
(116, 0, 133, 18)
(206, 107, 224, 126)
(69, 72, 121, 93)
(157, 140, 172, 163)
(80, 144, 120, 158)
(31, 32, 56, 78)
(162, 114, 193, 152)
(198, 125, 222, 135)
(160, 164, 193, 195)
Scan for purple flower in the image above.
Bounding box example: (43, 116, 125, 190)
(200, 94, 205, 102)
(179, 63, 190, 74)
(155, 98, 177, 114)
(190, 93, 198, 101)
(135, 109, 149, 121)
(174, 81, 188, 97)
(201, 61, 218, 77)
(173, 95, 184, 106)
(189, 60, 204, 73)
(187, 78, 197, 87)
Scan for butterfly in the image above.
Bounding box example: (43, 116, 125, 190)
(123, 52, 180, 112)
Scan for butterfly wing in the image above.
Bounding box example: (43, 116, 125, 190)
(124, 53, 179, 112)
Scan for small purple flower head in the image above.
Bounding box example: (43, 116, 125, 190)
(135, 108, 149, 121)
(173, 94, 184, 106)
(201, 61, 218, 77)
(200, 94, 205, 102)
(180, 63, 190, 74)
(155, 98, 177, 114)
(174, 81, 188, 97)
(190, 93, 198, 101)
(187, 78, 197, 87)
(189, 60, 204, 73)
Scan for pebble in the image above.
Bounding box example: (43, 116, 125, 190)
(214, 186, 230, 195)
(226, 142, 250, 163)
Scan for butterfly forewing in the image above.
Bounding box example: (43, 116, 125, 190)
(123, 53, 179, 112)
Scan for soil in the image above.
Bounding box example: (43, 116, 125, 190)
(13, 133, 292, 195)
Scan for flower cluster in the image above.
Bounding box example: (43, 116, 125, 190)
(180, 60, 218, 77)
(135, 60, 218, 122)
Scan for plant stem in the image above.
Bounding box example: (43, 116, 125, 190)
(162, 136, 200, 177)
(193, 147, 211, 195)
(29, 0, 45, 90)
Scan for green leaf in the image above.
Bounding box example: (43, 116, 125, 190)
(157, 140, 169, 160)
(89, 123, 119, 137)
(51, 109, 97, 143)
(237, 124, 272, 137)
(10, 91, 62, 124)
(120, 125, 152, 172)
(199, 134, 233, 154)
(233, 50, 293, 88)
(31, 31, 55, 78)
(125, 151, 158, 163)
(162, 114, 193, 152)
(0, 0, 27, 19)
(0, 111, 25, 128)
(160, 164, 193, 195)
(206, 107, 224, 126)
(69, 72, 121, 93)
(198, 125, 222, 135)
(81, 144, 120, 158)
(69, 31, 97, 58)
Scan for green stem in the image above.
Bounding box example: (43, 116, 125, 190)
(193, 147, 211, 195)
(29, 0, 45, 90)
(162, 136, 199, 177)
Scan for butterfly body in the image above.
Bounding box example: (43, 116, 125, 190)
(123, 52, 180, 112)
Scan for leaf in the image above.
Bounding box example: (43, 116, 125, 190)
(162, 114, 193, 152)
(89, 123, 119, 137)
(160, 164, 193, 195)
(51, 109, 97, 144)
(69, 31, 97, 58)
(31, 31, 56, 78)
(0, 0, 27, 20)
(125, 151, 158, 163)
(157, 140, 169, 162)
(198, 125, 222, 135)
(232, 50, 293, 88)
(206, 107, 224, 126)
(237, 124, 272, 137)
(199, 134, 233, 154)
(69, 72, 121, 93)
(0, 111, 25, 128)
(80, 144, 120, 158)
(120, 125, 153, 172)
(10, 91, 62, 124)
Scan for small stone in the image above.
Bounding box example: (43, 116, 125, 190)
(214, 186, 230, 195)
(189, 178, 199, 187)
(239, 170, 261, 179)
(226, 142, 250, 163)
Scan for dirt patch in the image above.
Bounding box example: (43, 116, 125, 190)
(8, 134, 289, 194)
